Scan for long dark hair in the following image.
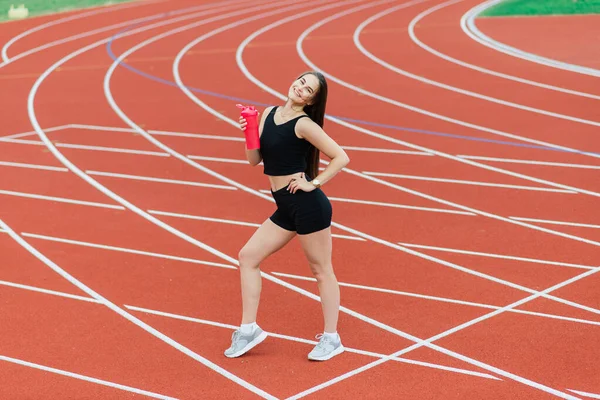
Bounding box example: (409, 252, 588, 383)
(298, 71, 328, 180)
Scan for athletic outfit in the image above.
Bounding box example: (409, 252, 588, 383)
(260, 106, 332, 235)
(223, 106, 344, 361)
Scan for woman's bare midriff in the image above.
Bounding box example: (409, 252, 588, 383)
(268, 172, 304, 192)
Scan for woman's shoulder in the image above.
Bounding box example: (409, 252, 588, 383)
(259, 106, 278, 136)
(263, 105, 277, 114)
(294, 114, 321, 140)
(259, 106, 276, 124)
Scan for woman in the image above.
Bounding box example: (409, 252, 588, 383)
(224, 71, 350, 361)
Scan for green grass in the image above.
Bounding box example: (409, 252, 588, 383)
(0, 0, 134, 22)
(480, 0, 600, 17)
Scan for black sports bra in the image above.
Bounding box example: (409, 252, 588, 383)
(260, 107, 312, 176)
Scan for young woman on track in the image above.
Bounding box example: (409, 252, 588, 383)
(224, 71, 350, 361)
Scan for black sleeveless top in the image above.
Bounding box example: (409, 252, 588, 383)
(260, 107, 311, 176)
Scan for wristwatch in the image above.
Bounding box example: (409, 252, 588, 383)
(311, 179, 321, 188)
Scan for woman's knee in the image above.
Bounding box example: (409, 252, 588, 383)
(309, 262, 335, 281)
(238, 245, 260, 269)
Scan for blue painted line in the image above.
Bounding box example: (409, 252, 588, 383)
(332, 116, 592, 154)
(106, 20, 600, 158)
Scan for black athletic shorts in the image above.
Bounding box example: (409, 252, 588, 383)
(269, 184, 332, 235)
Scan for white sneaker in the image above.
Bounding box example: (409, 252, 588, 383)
(308, 333, 344, 361)
(224, 326, 267, 358)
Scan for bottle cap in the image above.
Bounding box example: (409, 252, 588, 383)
(236, 104, 258, 115)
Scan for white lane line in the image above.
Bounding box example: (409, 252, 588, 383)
(272, 271, 600, 327)
(286, 266, 600, 400)
(27, 2, 289, 399)
(0, 279, 100, 303)
(329, 233, 366, 241)
(1, 138, 171, 157)
(149, 210, 262, 227)
(86, 170, 237, 190)
(0, 125, 70, 140)
(398, 243, 596, 270)
(319, 195, 476, 215)
(0, 276, 498, 381)
(341, 145, 433, 155)
(409, 0, 600, 100)
(187, 155, 249, 164)
(0, 189, 124, 210)
(1, 0, 159, 63)
(69, 123, 248, 142)
(70, 124, 138, 133)
(167, 2, 591, 397)
(0, 131, 38, 140)
(0, 354, 178, 400)
(257, 189, 476, 215)
(457, 155, 600, 170)
(568, 389, 600, 399)
(149, 130, 245, 142)
(126, 305, 499, 381)
(21, 232, 236, 270)
(0, 160, 237, 190)
(148, 209, 365, 241)
(509, 217, 600, 230)
(355, 3, 600, 126)
(463, 0, 600, 78)
(362, 171, 577, 193)
(0, 160, 69, 172)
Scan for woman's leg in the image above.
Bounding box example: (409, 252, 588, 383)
(225, 218, 295, 358)
(297, 227, 339, 334)
(238, 218, 296, 325)
(298, 226, 343, 360)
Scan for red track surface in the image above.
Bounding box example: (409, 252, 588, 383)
(0, 0, 599, 398)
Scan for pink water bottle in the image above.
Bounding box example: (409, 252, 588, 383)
(237, 104, 260, 150)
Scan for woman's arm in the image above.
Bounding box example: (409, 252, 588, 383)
(240, 106, 273, 166)
(288, 118, 350, 193)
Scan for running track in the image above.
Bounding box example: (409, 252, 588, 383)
(0, 0, 598, 398)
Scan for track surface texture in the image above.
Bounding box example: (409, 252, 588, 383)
(0, 0, 598, 399)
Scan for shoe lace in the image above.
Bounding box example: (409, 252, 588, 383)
(314, 334, 332, 350)
(231, 330, 241, 343)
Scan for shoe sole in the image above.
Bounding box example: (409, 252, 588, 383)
(308, 345, 345, 361)
(224, 331, 268, 358)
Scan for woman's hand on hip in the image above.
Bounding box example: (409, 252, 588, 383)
(288, 173, 316, 194)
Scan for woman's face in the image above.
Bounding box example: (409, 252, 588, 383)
(288, 74, 320, 105)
